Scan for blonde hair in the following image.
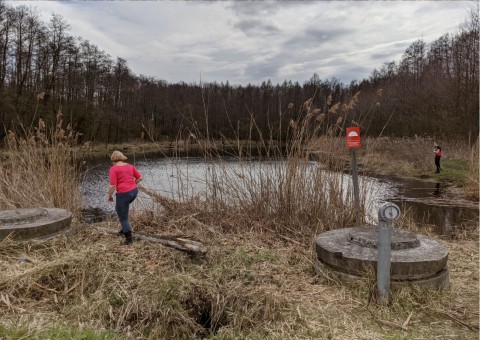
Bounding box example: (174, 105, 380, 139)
(110, 150, 127, 162)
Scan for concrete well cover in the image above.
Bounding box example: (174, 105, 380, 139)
(315, 226, 448, 280)
(0, 208, 72, 240)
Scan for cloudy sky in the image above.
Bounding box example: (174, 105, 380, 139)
(12, 1, 475, 86)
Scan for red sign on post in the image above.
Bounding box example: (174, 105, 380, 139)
(346, 127, 361, 148)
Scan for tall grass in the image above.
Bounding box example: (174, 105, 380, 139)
(361, 136, 476, 180)
(1, 99, 478, 339)
(149, 94, 371, 240)
(0, 110, 81, 213)
(465, 137, 479, 199)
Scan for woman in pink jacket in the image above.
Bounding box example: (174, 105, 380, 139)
(434, 142, 442, 173)
(107, 151, 142, 245)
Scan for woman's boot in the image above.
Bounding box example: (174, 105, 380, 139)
(124, 231, 133, 245)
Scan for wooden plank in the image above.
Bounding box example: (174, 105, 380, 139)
(94, 226, 207, 254)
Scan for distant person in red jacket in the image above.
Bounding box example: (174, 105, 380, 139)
(107, 151, 143, 245)
(434, 142, 442, 173)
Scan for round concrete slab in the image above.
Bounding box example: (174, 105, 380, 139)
(0, 208, 48, 224)
(348, 226, 420, 250)
(0, 208, 72, 240)
(316, 226, 448, 280)
(315, 259, 450, 289)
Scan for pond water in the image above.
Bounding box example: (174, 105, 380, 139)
(381, 176, 479, 234)
(80, 157, 396, 220)
(79, 157, 478, 234)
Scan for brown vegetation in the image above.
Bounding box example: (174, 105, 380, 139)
(0, 211, 478, 339)
(1, 102, 479, 338)
(0, 115, 81, 213)
(465, 138, 479, 199)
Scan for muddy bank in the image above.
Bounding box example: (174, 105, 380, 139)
(372, 174, 478, 234)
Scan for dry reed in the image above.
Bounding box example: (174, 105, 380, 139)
(0, 111, 81, 213)
(0, 96, 478, 339)
(464, 137, 479, 200)
(157, 91, 368, 241)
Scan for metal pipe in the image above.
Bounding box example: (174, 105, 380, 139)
(377, 219, 392, 304)
(351, 149, 360, 224)
(376, 202, 400, 305)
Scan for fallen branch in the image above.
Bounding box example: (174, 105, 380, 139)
(94, 226, 207, 254)
(436, 310, 479, 331)
(137, 189, 217, 234)
(138, 186, 177, 213)
(264, 226, 303, 246)
(376, 318, 408, 331)
(402, 311, 413, 329)
(368, 310, 408, 331)
(184, 214, 218, 234)
(33, 282, 60, 294)
(139, 234, 207, 254)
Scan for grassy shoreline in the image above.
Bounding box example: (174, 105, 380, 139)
(0, 221, 478, 339)
(0, 135, 478, 339)
(72, 137, 478, 200)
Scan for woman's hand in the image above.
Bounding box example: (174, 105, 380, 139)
(107, 185, 116, 202)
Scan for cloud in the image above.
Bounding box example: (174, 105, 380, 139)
(284, 27, 354, 51)
(234, 19, 280, 35)
(10, 0, 476, 86)
(227, 1, 312, 17)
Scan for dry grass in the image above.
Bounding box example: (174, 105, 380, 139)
(0, 115, 81, 213)
(361, 137, 434, 176)
(0, 96, 478, 338)
(0, 217, 478, 339)
(147, 93, 369, 237)
(360, 136, 476, 184)
(464, 137, 479, 200)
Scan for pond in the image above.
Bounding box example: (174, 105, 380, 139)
(381, 175, 479, 234)
(79, 157, 478, 234)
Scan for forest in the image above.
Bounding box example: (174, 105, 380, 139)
(0, 4, 479, 339)
(0, 2, 478, 145)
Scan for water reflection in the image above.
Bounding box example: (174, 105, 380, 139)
(393, 199, 478, 235)
(80, 157, 397, 223)
(433, 182, 442, 197)
(383, 177, 478, 234)
(80, 158, 478, 234)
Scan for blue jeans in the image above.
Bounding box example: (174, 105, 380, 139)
(435, 156, 441, 172)
(115, 188, 138, 233)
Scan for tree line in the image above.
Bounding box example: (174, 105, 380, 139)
(0, 2, 478, 146)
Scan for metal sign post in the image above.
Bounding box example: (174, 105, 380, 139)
(346, 127, 361, 224)
(377, 202, 401, 305)
(351, 149, 360, 224)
